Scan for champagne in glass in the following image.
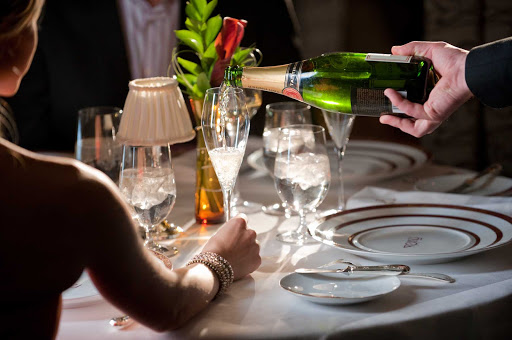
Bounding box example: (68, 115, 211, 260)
(231, 88, 263, 214)
(274, 124, 330, 245)
(202, 87, 250, 221)
(262, 102, 312, 216)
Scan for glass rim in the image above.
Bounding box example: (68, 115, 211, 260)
(78, 106, 123, 117)
(279, 123, 325, 133)
(265, 101, 311, 113)
(205, 87, 244, 95)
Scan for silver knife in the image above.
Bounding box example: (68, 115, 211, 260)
(295, 264, 410, 276)
(295, 266, 455, 283)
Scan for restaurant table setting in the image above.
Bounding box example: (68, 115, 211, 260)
(56, 134, 512, 340)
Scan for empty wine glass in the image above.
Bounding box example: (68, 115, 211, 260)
(231, 88, 263, 214)
(118, 144, 178, 256)
(202, 87, 250, 221)
(75, 106, 123, 183)
(274, 124, 331, 245)
(321, 110, 355, 214)
(262, 102, 312, 216)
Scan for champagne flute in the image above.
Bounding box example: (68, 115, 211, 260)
(262, 102, 312, 216)
(118, 144, 178, 255)
(75, 106, 123, 183)
(231, 88, 263, 214)
(274, 124, 330, 245)
(320, 110, 355, 214)
(202, 87, 250, 221)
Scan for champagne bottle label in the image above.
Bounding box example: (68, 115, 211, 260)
(283, 61, 304, 101)
(351, 89, 406, 116)
(365, 53, 412, 63)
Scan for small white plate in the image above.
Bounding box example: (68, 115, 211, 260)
(415, 173, 512, 196)
(62, 271, 103, 309)
(280, 272, 400, 305)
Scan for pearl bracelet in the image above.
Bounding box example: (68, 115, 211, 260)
(186, 252, 234, 299)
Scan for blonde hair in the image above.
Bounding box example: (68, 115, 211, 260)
(0, 0, 44, 42)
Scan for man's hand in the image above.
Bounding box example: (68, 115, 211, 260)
(380, 41, 473, 137)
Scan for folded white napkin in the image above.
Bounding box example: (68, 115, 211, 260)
(346, 186, 512, 217)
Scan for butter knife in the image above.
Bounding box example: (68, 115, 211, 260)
(295, 266, 455, 283)
(296, 264, 410, 276)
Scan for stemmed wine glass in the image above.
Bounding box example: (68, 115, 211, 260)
(231, 88, 263, 214)
(274, 124, 331, 245)
(118, 144, 178, 255)
(320, 110, 355, 214)
(75, 106, 123, 183)
(202, 87, 250, 221)
(262, 102, 312, 216)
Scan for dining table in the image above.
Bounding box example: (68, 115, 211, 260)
(56, 136, 512, 340)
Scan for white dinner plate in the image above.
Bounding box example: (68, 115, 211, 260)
(247, 140, 429, 182)
(414, 173, 512, 196)
(309, 204, 512, 264)
(62, 271, 102, 309)
(280, 272, 400, 305)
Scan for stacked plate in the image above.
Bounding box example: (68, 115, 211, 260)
(309, 204, 512, 264)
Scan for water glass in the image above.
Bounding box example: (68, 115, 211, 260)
(274, 124, 330, 245)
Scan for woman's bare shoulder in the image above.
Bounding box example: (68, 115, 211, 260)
(0, 139, 125, 220)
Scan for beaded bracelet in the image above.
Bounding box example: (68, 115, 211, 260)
(186, 252, 234, 299)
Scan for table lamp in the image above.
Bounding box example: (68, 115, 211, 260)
(117, 77, 195, 146)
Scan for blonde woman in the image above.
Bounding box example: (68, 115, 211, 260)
(0, 1, 261, 339)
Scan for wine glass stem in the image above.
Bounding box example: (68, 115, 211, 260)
(296, 209, 308, 237)
(223, 188, 232, 221)
(144, 225, 156, 248)
(336, 147, 345, 211)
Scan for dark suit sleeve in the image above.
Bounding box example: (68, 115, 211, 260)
(465, 37, 512, 108)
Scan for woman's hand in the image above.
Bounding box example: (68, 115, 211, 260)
(202, 214, 261, 280)
(380, 41, 473, 137)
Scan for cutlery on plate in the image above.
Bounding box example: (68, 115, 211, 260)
(447, 163, 502, 194)
(297, 261, 456, 283)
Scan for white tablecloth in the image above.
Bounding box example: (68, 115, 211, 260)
(57, 138, 512, 340)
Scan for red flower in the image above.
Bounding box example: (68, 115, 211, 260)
(210, 17, 247, 87)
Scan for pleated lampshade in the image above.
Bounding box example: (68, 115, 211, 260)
(117, 77, 195, 146)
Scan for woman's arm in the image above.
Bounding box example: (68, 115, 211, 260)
(76, 167, 260, 331)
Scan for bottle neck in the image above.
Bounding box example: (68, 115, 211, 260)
(224, 66, 244, 87)
(224, 64, 290, 94)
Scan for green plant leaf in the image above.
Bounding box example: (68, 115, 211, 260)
(191, 0, 207, 17)
(205, 15, 222, 46)
(175, 30, 204, 54)
(203, 0, 218, 21)
(203, 43, 217, 60)
(177, 57, 202, 75)
(232, 47, 255, 66)
(185, 2, 202, 21)
(196, 72, 211, 94)
(185, 18, 201, 33)
(176, 73, 197, 95)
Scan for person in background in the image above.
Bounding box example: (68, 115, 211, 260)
(0, 1, 261, 338)
(3, 0, 300, 152)
(380, 37, 512, 137)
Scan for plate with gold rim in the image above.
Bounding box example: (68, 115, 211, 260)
(309, 203, 512, 264)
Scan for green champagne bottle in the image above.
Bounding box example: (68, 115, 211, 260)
(224, 52, 437, 117)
